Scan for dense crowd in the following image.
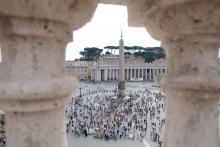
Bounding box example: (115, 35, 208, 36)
(66, 83, 166, 144)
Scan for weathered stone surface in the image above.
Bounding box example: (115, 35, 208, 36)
(126, 0, 220, 147)
(127, 0, 220, 40)
(6, 107, 67, 147)
(0, 0, 98, 147)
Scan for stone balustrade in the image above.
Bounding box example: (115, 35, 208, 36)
(0, 0, 219, 147)
(0, 0, 98, 147)
(126, 0, 220, 147)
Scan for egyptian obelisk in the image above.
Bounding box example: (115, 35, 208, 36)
(117, 31, 125, 98)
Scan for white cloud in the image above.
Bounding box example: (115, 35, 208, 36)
(65, 4, 161, 61)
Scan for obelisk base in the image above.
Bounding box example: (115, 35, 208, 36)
(117, 81, 125, 98)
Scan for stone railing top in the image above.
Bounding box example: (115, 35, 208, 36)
(0, 0, 99, 34)
(126, 0, 220, 41)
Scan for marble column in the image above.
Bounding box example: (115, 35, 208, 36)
(90, 69, 93, 80)
(135, 69, 137, 78)
(112, 69, 115, 81)
(124, 69, 126, 80)
(93, 69, 95, 80)
(134, 69, 136, 78)
(141, 69, 144, 79)
(106, 69, 108, 80)
(114, 69, 116, 80)
(127, 69, 129, 80)
(151, 69, 153, 80)
(109, 69, 112, 81)
(125, 69, 127, 80)
(125, 69, 128, 80)
(115, 69, 117, 80)
(153, 69, 156, 81)
(127, 0, 220, 147)
(104, 69, 108, 81)
(97, 69, 101, 81)
(95, 69, 98, 81)
(141, 69, 143, 79)
(155, 69, 157, 76)
(128, 69, 131, 81)
(129, 69, 131, 80)
(145, 68, 148, 81)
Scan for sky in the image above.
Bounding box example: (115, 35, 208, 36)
(65, 4, 161, 61)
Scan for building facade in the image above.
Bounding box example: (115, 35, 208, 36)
(91, 55, 166, 82)
(64, 61, 90, 80)
(65, 56, 220, 82)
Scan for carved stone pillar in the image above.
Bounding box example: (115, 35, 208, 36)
(127, 0, 220, 147)
(0, 0, 98, 147)
(162, 37, 220, 147)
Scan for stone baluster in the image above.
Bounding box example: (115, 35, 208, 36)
(127, 0, 220, 147)
(162, 37, 220, 147)
(0, 0, 98, 147)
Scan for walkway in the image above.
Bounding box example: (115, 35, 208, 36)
(67, 134, 146, 147)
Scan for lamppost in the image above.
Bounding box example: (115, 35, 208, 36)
(79, 86, 82, 98)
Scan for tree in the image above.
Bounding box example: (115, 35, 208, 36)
(79, 47, 103, 61)
(142, 52, 155, 63)
(78, 45, 165, 62)
(104, 46, 119, 54)
(133, 51, 142, 58)
(124, 52, 132, 55)
(132, 46, 145, 51)
(79, 51, 86, 58)
(105, 51, 111, 55)
(133, 49, 164, 63)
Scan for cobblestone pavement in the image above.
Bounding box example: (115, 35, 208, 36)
(67, 134, 146, 147)
(69, 81, 220, 146)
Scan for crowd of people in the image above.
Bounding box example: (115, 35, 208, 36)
(66, 82, 166, 145)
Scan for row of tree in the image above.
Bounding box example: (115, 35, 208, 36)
(79, 47, 103, 61)
(79, 46, 165, 63)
